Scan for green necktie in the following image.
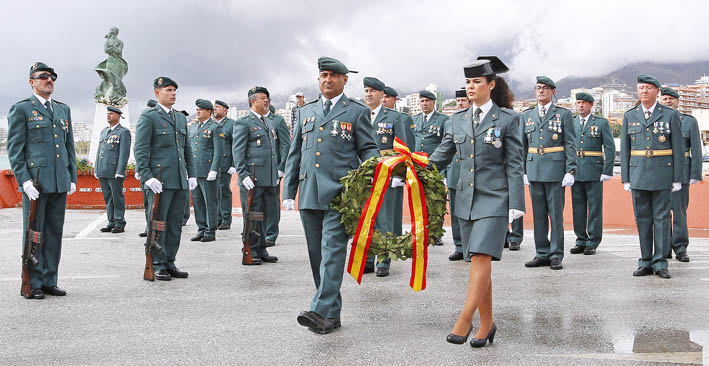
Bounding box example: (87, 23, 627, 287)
(324, 100, 332, 116)
(473, 108, 482, 129)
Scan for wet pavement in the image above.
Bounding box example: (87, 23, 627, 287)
(0, 207, 707, 365)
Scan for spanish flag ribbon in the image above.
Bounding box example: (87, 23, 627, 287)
(347, 137, 430, 291)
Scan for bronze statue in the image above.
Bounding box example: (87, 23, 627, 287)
(95, 27, 128, 107)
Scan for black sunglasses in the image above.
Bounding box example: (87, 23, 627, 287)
(33, 73, 57, 81)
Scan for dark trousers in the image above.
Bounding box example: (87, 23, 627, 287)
(147, 189, 187, 271)
(264, 180, 281, 242)
(183, 191, 191, 225)
(669, 184, 690, 255)
(239, 185, 277, 258)
(632, 189, 670, 271)
(98, 177, 126, 229)
(529, 181, 565, 261)
(142, 184, 149, 233)
(449, 188, 463, 253)
(506, 217, 524, 245)
(193, 178, 218, 239)
(22, 192, 67, 289)
(366, 185, 402, 269)
(217, 171, 233, 226)
(571, 180, 603, 248)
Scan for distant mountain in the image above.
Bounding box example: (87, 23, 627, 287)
(516, 60, 709, 100)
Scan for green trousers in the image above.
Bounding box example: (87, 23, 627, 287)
(529, 181, 565, 261)
(193, 178, 219, 239)
(632, 189, 670, 271)
(571, 180, 603, 248)
(264, 180, 281, 242)
(366, 186, 403, 270)
(146, 189, 187, 271)
(142, 184, 149, 233)
(506, 217, 523, 245)
(22, 192, 67, 289)
(449, 188, 462, 253)
(183, 191, 191, 225)
(239, 186, 277, 258)
(669, 183, 690, 255)
(217, 171, 233, 226)
(98, 177, 126, 229)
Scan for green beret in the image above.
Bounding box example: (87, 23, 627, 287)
(248, 86, 270, 98)
(30, 62, 56, 77)
(419, 90, 436, 100)
(107, 106, 123, 115)
(455, 89, 467, 98)
(195, 99, 213, 110)
(215, 100, 229, 109)
(536, 76, 556, 89)
(464, 60, 494, 78)
(363, 77, 385, 91)
(637, 74, 661, 89)
(476, 56, 509, 74)
(269, 105, 276, 114)
(384, 86, 399, 98)
(154, 76, 178, 89)
(661, 87, 679, 99)
(575, 92, 594, 103)
(147, 99, 157, 107)
(318, 56, 357, 74)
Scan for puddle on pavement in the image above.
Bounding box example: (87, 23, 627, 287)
(612, 328, 707, 364)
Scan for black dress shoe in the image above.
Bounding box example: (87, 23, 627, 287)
(550, 258, 563, 270)
(675, 252, 690, 262)
(41, 286, 67, 296)
(363, 263, 374, 274)
(166, 268, 189, 278)
(100, 226, 114, 232)
(433, 238, 444, 246)
(447, 324, 473, 344)
(313, 317, 342, 334)
(190, 235, 203, 242)
(376, 267, 389, 277)
(217, 224, 230, 230)
(111, 227, 124, 233)
(25, 288, 44, 299)
(655, 269, 671, 279)
(524, 257, 550, 268)
(265, 240, 275, 247)
(470, 323, 497, 348)
(243, 257, 263, 265)
(138, 232, 147, 237)
(201, 237, 215, 242)
(154, 269, 172, 281)
(449, 252, 464, 261)
(508, 242, 520, 251)
(583, 247, 596, 255)
(297, 311, 323, 329)
(633, 266, 653, 276)
(261, 255, 279, 263)
(665, 252, 672, 259)
(570, 245, 585, 254)
(504, 240, 510, 248)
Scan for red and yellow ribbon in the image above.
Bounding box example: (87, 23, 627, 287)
(347, 137, 430, 291)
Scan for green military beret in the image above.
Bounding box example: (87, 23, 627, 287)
(384, 86, 399, 98)
(477, 56, 509, 74)
(30, 62, 56, 77)
(637, 74, 660, 89)
(215, 100, 229, 109)
(107, 106, 123, 115)
(363, 77, 385, 91)
(464, 60, 494, 78)
(536, 76, 556, 89)
(318, 56, 358, 74)
(575, 92, 594, 103)
(455, 89, 467, 98)
(154, 76, 178, 89)
(248, 86, 270, 98)
(419, 90, 436, 100)
(195, 99, 213, 110)
(661, 87, 679, 99)
(147, 99, 157, 107)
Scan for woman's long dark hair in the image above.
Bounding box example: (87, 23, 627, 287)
(486, 75, 514, 109)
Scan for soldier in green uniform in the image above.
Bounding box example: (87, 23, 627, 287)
(263, 103, 291, 248)
(213, 100, 237, 230)
(621, 75, 684, 279)
(660, 87, 702, 262)
(135, 76, 196, 281)
(233, 87, 280, 264)
(569, 92, 615, 255)
(446, 88, 470, 261)
(137, 99, 157, 238)
(95, 106, 131, 233)
(8, 62, 77, 299)
(522, 76, 577, 270)
(362, 77, 411, 277)
(188, 99, 224, 242)
(283, 57, 379, 334)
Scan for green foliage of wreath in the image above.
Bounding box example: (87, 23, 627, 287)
(332, 155, 448, 261)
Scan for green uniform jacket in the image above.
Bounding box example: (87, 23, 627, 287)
(521, 104, 577, 182)
(679, 113, 703, 183)
(8, 95, 77, 192)
(574, 114, 615, 181)
(188, 118, 224, 177)
(94, 124, 131, 178)
(269, 113, 292, 172)
(444, 117, 461, 188)
(620, 104, 683, 190)
(396, 111, 416, 147)
(372, 106, 411, 151)
(283, 95, 379, 210)
(217, 117, 235, 172)
(233, 112, 280, 187)
(134, 106, 196, 189)
(413, 111, 449, 156)
(429, 104, 525, 220)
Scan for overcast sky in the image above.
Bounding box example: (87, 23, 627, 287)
(2, 0, 709, 126)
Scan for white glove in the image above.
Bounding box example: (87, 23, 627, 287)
(188, 177, 198, 191)
(442, 178, 447, 186)
(623, 183, 631, 192)
(68, 182, 76, 195)
(93, 172, 98, 179)
(523, 174, 529, 186)
(115, 174, 124, 179)
(22, 180, 39, 200)
(145, 178, 163, 193)
(508, 209, 525, 224)
(600, 174, 611, 182)
(134, 172, 141, 180)
(690, 179, 700, 185)
(672, 182, 681, 192)
(391, 177, 405, 188)
(278, 170, 284, 178)
(283, 199, 295, 211)
(207, 170, 218, 181)
(242, 176, 255, 190)
(227, 167, 237, 175)
(561, 173, 575, 187)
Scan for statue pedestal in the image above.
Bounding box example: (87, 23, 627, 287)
(88, 103, 134, 166)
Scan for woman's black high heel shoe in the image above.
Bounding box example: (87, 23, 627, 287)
(446, 324, 473, 344)
(470, 323, 497, 348)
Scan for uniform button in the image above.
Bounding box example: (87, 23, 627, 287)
(55, 144, 59, 148)
(157, 164, 161, 167)
(53, 124, 56, 128)
(455, 159, 459, 162)
(470, 139, 474, 144)
(646, 137, 650, 140)
(54, 134, 58, 138)
(469, 154, 474, 158)
(469, 168, 474, 173)
(319, 127, 324, 131)
(30, 162, 34, 166)
(580, 141, 584, 144)
(646, 146, 650, 149)
(179, 158, 181, 161)
(315, 163, 320, 168)
(101, 156, 104, 159)
(646, 128, 650, 131)
(56, 154, 60, 158)
(316, 152, 321, 156)
(36, 124, 40, 128)
(581, 134, 584, 137)
(469, 183, 474, 187)
(539, 136, 543, 140)
(317, 138, 322, 143)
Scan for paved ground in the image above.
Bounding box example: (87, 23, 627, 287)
(0, 208, 708, 365)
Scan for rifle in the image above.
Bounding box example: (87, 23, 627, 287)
(143, 172, 165, 281)
(21, 169, 43, 297)
(241, 168, 263, 265)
